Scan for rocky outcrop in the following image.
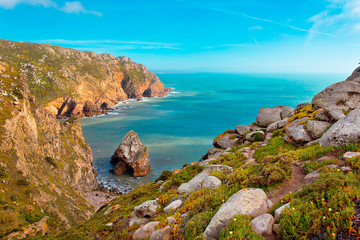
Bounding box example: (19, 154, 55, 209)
(306, 120, 331, 140)
(284, 118, 312, 145)
(256, 106, 294, 127)
(134, 199, 160, 218)
(203, 188, 268, 239)
(212, 131, 239, 149)
(319, 109, 360, 147)
(0, 62, 98, 236)
(110, 130, 152, 176)
(0, 39, 170, 119)
(312, 68, 360, 121)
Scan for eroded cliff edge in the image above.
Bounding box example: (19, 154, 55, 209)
(0, 39, 170, 118)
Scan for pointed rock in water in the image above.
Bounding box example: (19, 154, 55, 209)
(110, 130, 152, 177)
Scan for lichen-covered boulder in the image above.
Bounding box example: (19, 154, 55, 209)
(284, 118, 311, 145)
(235, 125, 252, 135)
(110, 130, 151, 176)
(149, 226, 172, 240)
(203, 188, 268, 239)
(212, 132, 239, 149)
(266, 118, 288, 132)
(163, 199, 183, 213)
(134, 200, 160, 218)
(256, 106, 294, 127)
(202, 176, 222, 189)
(251, 213, 275, 235)
(319, 109, 360, 147)
(133, 221, 159, 240)
(306, 120, 331, 140)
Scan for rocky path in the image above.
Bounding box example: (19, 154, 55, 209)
(267, 165, 305, 204)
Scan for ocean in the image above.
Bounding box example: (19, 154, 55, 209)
(80, 72, 346, 192)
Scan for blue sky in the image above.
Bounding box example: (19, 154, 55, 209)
(1, 0, 360, 73)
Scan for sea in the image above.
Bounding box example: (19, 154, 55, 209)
(80, 72, 346, 192)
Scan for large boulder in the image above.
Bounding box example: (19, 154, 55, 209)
(235, 125, 252, 135)
(251, 213, 275, 236)
(83, 100, 101, 117)
(213, 132, 239, 149)
(284, 118, 312, 145)
(133, 221, 159, 240)
(110, 130, 152, 176)
(149, 226, 172, 240)
(312, 69, 360, 121)
(319, 109, 360, 147)
(266, 118, 288, 132)
(134, 200, 160, 218)
(203, 188, 268, 239)
(306, 120, 331, 140)
(256, 106, 294, 127)
(202, 176, 222, 189)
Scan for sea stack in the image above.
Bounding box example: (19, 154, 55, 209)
(110, 130, 152, 177)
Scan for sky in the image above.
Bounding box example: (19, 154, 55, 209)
(1, 0, 360, 73)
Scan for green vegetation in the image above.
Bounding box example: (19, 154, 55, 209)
(219, 215, 264, 239)
(253, 136, 296, 161)
(185, 211, 213, 239)
(251, 132, 265, 142)
(155, 170, 173, 182)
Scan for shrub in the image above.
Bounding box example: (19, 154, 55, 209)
(210, 152, 246, 168)
(185, 211, 213, 240)
(45, 156, 58, 168)
(16, 178, 29, 186)
(287, 144, 334, 161)
(155, 170, 173, 182)
(0, 167, 7, 179)
(25, 209, 44, 223)
(258, 154, 293, 186)
(273, 128, 285, 137)
(251, 132, 265, 142)
(279, 171, 360, 239)
(0, 210, 21, 235)
(219, 215, 264, 239)
(253, 136, 296, 161)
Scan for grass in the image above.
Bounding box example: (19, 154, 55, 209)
(219, 215, 264, 239)
(253, 136, 296, 161)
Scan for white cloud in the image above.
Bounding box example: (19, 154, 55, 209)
(0, 0, 102, 16)
(61, 1, 102, 16)
(34, 39, 182, 50)
(307, 0, 360, 42)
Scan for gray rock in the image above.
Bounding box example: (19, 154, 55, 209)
(266, 118, 288, 132)
(235, 125, 252, 135)
(149, 226, 172, 240)
(163, 199, 183, 213)
(203, 188, 268, 239)
(134, 200, 160, 218)
(274, 202, 290, 221)
(346, 66, 360, 81)
(284, 118, 311, 145)
(315, 109, 332, 122)
(303, 170, 320, 185)
(343, 152, 360, 159)
(305, 139, 320, 146)
(133, 221, 160, 240)
(213, 133, 238, 149)
(202, 176, 222, 189)
(320, 109, 360, 147)
(251, 213, 275, 236)
(256, 106, 294, 127)
(312, 79, 360, 121)
(295, 102, 311, 111)
(167, 217, 176, 225)
(267, 199, 273, 209)
(207, 147, 224, 160)
(129, 213, 150, 227)
(178, 165, 232, 194)
(306, 120, 331, 140)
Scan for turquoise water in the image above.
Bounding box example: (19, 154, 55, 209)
(81, 73, 346, 192)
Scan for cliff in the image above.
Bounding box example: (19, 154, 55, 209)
(0, 39, 170, 118)
(47, 67, 360, 240)
(0, 59, 99, 238)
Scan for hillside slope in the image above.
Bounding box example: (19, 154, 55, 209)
(0, 39, 170, 118)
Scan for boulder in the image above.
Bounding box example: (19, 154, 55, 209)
(207, 147, 225, 160)
(203, 188, 268, 239)
(256, 106, 294, 127)
(319, 109, 360, 147)
(163, 199, 183, 213)
(315, 109, 332, 122)
(178, 165, 232, 194)
(202, 176, 222, 189)
(134, 200, 160, 218)
(312, 73, 360, 121)
(274, 202, 290, 221)
(284, 118, 311, 145)
(251, 213, 275, 236)
(213, 133, 238, 149)
(150, 226, 172, 240)
(266, 118, 288, 132)
(306, 120, 331, 140)
(83, 100, 101, 117)
(129, 213, 150, 227)
(133, 221, 159, 240)
(343, 152, 360, 159)
(235, 125, 252, 135)
(110, 130, 152, 176)
(303, 170, 320, 185)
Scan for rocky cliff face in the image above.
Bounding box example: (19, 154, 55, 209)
(0, 53, 97, 237)
(0, 39, 170, 118)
